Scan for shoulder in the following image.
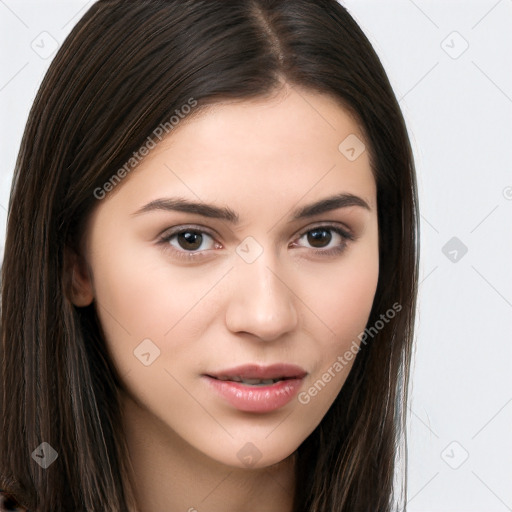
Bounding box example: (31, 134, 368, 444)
(0, 489, 29, 512)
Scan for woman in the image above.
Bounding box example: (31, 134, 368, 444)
(0, 0, 419, 510)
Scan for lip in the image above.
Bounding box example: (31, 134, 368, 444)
(203, 364, 307, 413)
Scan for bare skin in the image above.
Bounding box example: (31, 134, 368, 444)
(69, 83, 379, 512)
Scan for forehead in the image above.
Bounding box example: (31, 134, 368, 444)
(99, 86, 376, 215)
(152, 86, 368, 165)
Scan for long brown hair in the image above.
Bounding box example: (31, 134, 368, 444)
(0, 1, 419, 510)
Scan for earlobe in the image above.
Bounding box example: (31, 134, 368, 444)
(64, 246, 94, 307)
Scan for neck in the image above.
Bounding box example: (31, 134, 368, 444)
(119, 393, 296, 512)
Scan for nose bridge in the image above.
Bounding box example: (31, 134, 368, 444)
(225, 245, 298, 341)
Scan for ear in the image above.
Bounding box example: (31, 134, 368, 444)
(64, 246, 94, 307)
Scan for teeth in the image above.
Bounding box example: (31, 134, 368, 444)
(240, 378, 278, 385)
(215, 376, 281, 385)
(242, 378, 263, 385)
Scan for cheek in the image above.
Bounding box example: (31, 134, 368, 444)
(88, 234, 217, 371)
(300, 233, 379, 346)
(321, 260, 378, 339)
(295, 237, 379, 409)
(89, 248, 219, 420)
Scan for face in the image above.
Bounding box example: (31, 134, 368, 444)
(72, 85, 379, 469)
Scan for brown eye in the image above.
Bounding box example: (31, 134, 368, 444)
(307, 228, 332, 248)
(176, 231, 204, 251)
(158, 226, 218, 257)
(293, 224, 355, 257)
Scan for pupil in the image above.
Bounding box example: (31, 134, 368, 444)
(178, 231, 202, 250)
(308, 229, 331, 248)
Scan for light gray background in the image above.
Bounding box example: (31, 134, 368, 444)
(1, 1, 511, 510)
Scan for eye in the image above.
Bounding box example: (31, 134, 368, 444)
(292, 224, 355, 256)
(157, 226, 220, 260)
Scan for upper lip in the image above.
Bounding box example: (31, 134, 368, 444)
(205, 363, 307, 380)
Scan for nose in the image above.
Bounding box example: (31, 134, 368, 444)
(224, 253, 299, 342)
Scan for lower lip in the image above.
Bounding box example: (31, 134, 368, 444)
(203, 376, 304, 413)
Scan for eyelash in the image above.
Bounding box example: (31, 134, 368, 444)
(156, 224, 356, 261)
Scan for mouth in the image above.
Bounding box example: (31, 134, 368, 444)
(202, 364, 307, 413)
(208, 375, 295, 386)
(204, 363, 307, 385)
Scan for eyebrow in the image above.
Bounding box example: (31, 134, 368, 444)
(131, 192, 371, 223)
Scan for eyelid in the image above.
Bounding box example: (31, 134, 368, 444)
(157, 223, 218, 241)
(294, 221, 355, 242)
(290, 223, 355, 257)
(156, 224, 218, 260)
